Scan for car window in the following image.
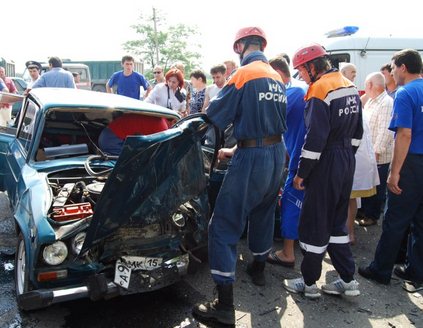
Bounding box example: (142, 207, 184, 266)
(12, 78, 27, 94)
(328, 53, 351, 70)
(67, 68, 89, 83)
(17, 101, 38, 152)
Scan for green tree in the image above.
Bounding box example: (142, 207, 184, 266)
(123, 9, 202, 80)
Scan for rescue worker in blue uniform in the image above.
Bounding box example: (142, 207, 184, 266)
(359, 49, 423, 292)
(192, 27, 287, 325)
(267, 56, 308, 268)
(282, 43, 363, 298)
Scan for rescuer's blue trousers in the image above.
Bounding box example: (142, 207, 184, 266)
(298, 145, 356, 285)
(209, 143, 285, 284)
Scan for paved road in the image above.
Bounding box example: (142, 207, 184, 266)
(0, 192, 422, 328)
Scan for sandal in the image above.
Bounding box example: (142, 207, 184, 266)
(266, 250, 295, 268)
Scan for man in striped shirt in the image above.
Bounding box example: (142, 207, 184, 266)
(359, 72, 394, 226)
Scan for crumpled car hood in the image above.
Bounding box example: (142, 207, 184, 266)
(80, 117, 210, 253)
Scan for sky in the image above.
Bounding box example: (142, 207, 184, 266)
(3, 0, 422, 74)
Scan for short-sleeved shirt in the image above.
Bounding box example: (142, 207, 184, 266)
(4, 77, 17, 93)
(108, 71, 150, 100)
(363, 91, 394, 164)
(189, 88, 206, 114)
(32, 68, 76, 88)
(389, 78, 423, 154)
(1, 77, 17, 109)
(206, 84, 223, 101)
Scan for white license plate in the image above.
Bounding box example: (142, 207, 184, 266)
(114, 256, 163, 290)
(114, 259, 131, 289)
(120, 256, 163, 271)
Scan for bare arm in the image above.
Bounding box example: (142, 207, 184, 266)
(106, 80, 113, 94)
(201, 93, 210, 113)
(144, 85, 153, 98)
(387, 127, 412, 195)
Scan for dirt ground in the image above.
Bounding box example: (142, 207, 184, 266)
(1, 191, 422, 328)
(187, 221, 423, 328)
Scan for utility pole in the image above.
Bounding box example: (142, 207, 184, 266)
(152, 7, 159, 66)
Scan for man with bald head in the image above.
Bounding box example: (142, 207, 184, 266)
(359, 72, 394, 226)
(341, 63, 357, 82)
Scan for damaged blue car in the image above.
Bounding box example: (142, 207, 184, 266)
(0, 88, 212, 310)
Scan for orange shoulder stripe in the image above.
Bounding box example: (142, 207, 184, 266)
(306, 72, 354, 101)
(228, 61, 283, 89)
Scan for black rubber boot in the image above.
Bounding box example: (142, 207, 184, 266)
(247, 260, 266, 286)
(192, 284, 235, 325)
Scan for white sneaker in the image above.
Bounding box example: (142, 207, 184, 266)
(322, 278, 360, 296)
(283, 277, 321, 299)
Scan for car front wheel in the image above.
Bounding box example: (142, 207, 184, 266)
(15, 233, 29, 307)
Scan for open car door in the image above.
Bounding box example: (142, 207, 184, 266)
(0, 91, 24, 104)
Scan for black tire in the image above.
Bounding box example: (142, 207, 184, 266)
(15, 233, 29, 310)
(92, 84, 107, 93)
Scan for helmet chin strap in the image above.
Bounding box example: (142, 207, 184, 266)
(238, 39, 264, 62)
(239, 40, 250, 61)
(305, 63, 318, 83)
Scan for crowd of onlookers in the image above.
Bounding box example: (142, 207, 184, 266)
(1, 39, 422, 326)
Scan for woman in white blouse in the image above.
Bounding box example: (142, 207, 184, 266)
(145, 68, 187, 115)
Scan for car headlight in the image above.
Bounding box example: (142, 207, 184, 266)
(171, 212, 186, 228)
(71, 232, 86, 255)
(43, 241, 68, 265)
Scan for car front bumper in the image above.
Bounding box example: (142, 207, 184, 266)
(18, 254, 189, 310)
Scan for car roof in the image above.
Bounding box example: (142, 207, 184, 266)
(29, 88, 180, 119)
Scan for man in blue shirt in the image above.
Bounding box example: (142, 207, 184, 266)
(31, 57, 75, 89)
(267, 56, 307, 268)
(359, 49, 423, 292)
(106, 55, 151, 100)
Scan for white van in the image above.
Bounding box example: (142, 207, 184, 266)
(324, 35, 423, 93)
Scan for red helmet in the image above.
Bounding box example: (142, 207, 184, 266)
(292, 43, 328, 69)
(233, 27, 267, 53)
